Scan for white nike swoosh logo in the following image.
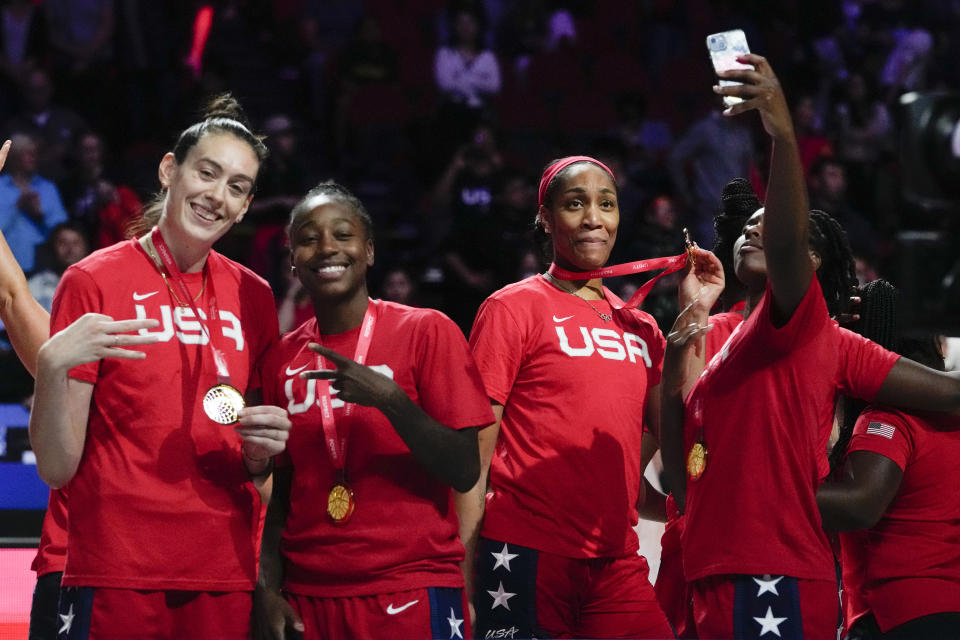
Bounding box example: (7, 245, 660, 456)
(386, 600, 419, 615)
(552, 315, 574, 323)
(133, 291, 158, 301)
(285, 364, 308, 376)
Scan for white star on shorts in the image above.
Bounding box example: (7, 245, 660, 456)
(753, 574, 783, 597)
(491, 543, 519, 572)
(488, 581, 517, 610)
(447, 607, 464, 639)
(753, 606, 787, 637)
(58, 603, 75, 635)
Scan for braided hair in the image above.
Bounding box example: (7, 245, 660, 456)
(713, 178, 761, 310)
(829, 279, 899, 473)
(808, 209, 858, 319)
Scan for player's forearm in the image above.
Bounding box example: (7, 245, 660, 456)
(659, 351, 688, 511)
(382, 392, 480, 492)
(29, 355, 86, 488)
(455, 480, 486, 606)
(258, 469, 290, 591)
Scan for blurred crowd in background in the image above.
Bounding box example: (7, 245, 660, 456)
(2, 0, 959, 398)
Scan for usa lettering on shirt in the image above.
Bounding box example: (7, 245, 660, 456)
(555, 325, 652, 366)
(866, 422, 896, 439)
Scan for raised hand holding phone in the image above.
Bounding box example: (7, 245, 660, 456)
(706, 29, 753, 107)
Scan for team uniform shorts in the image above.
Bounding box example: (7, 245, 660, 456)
(56, 586, 252, 639)
(474, 537, 673, 639)
(691, 574, 838, 640)
(287, 586, 470, 640)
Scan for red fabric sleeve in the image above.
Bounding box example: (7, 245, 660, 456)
(414, 310, 494, 430)
(468, 297, 523, 406)
(49, 265, 103, 384)
(836, 329, 900, 402)
(847, 408, 913, 472)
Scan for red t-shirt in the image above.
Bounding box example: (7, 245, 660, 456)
(31, 489, 67, 576)
(681, 277, 898, 582)
(470, 275, 666, 558)
(841, 407, 960, 632)
(660, 308, 745, 568)
(50, 239, 278, 590)
(260, 301, 493, 597)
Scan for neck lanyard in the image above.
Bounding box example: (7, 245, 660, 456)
(316, 299, 378, 472)
(547, 251, 690, 310)
(145, 227, 231, 385)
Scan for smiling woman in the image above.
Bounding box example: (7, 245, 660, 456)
(27, 94, 293, 639)
(254, 181, 494, 640)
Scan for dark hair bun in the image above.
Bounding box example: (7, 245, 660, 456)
(202, 93, 251, 128)
(719, 178, 761, 220)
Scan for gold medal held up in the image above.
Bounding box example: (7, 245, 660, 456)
(327, 482, 355, 524)
(203, 384, 245, 424)
(683, 227, 697, 268)
(687, 441, 707, 481)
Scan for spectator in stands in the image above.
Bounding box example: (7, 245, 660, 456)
(808, 155, 884, 261)
(434, 5, 501, 156)
(26, 221, 89, 312)
(60, 131, 142, 248)
(668, 108, 754, 248)
(0, 0, 48, 120)
(2, 68, 86, 182)
(0, 133, 67, 272)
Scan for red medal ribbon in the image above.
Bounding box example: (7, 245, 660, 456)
(547, 252, 690, 309)
(149, 227, 232, 384)
(317, 299, 379, 471)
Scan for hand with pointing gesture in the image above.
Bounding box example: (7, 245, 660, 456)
(301, 343, 405, 409)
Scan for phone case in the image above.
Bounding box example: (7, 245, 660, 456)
(706, 29, 752, 107)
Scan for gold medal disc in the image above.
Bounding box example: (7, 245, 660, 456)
(327, 482, 355, 524)
(687, 442, 707, 481)
(203, 384, 245, 424)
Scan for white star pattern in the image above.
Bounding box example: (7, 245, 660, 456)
(487, 581, 517, 610)
(447, 607, 464, 639)
(753, 606, 788, 637)
(753, 574, 783, 597)
(491, 543, 519, 572)
(58, 603, 75, 635)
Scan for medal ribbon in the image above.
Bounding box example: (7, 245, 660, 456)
(317, 299, 379, 471)
(547, 251, 691, 309)
(148, 227, 232, 384)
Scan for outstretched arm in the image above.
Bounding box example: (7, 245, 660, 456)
(718, 55, 811, 324)
(302, 343, 482, 492)
(874, 357, 960, 416)
(0, 140, 49, 376)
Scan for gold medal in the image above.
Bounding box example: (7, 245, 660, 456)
(327, 482, 355, 524)
(203, 384, 245, 424)
(687, 441, 707, 481)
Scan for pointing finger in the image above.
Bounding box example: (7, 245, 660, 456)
(306, 343, 353, 367)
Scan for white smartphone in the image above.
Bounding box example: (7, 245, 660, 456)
(706, 29, 752, 107)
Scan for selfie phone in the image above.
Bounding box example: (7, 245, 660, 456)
(706, 29, 752, 107)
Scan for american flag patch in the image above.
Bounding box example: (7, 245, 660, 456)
(866, 422, 896, 439)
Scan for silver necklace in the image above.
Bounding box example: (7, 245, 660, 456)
(543, 272, 612, 322)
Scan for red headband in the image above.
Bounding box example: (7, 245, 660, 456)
(537, 155, 616, 207)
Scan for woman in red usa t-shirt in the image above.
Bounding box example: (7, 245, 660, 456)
(816, 287, 960, 638)
(465, 155, 711, 638)
(28, 95, 292, 640)
(660, 53, 960, 640)
(254, 181, 494, 640)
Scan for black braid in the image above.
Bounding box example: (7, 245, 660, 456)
(829, 279, 899, 474)
(809, 210, 858, 319)
(713, 178, 761, 310)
